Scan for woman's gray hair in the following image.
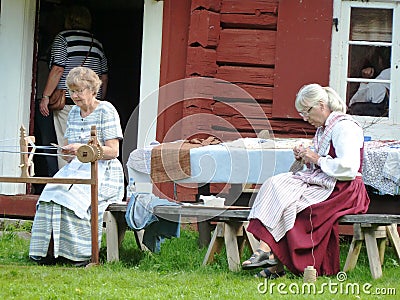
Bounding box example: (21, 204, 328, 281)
(295, 83, 346, 113)
(66, 67, 102, 95)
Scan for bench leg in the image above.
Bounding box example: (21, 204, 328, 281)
(104, 211, 120, 262)
(343, 238, 362, 272)
(377, 237, 386, 265)
(198, 221, 212, 248)
(224, 223, 242, 272)
(203, 223, 224, 265)
(386, 224, 400, 261)
(134, 230, 149, 251)
(364, 228, 383, 279)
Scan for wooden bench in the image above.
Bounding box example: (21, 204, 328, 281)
(105, 203, 400, 278)
(2, 197, 399, 278)
(340, 214, 400, 279)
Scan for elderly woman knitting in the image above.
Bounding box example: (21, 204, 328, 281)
(242, 83, 370, 278)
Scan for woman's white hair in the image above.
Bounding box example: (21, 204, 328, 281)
(295, 83, 346, 113)
(66, 66, 102, 95)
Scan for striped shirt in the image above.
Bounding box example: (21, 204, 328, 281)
(50, 29, 108, 98)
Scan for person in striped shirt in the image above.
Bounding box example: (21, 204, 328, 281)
(242, 83, 370, 279)
(39, 5, 108, 169)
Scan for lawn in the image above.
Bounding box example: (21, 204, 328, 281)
(1, 221, 400, 299)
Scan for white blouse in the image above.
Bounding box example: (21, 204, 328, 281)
(318, 119, 364, 181)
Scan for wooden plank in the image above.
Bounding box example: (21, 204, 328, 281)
(0, 177, 93, 184)
(0, 195, 38, 219)
(221, 0, 278, 14)
(217, 29, 276, 66)
(339, 214, 400, 225)
(216, 65, 274, 85)
(180, 119, 314, 140)
(221, 13, 277, 29)
(186, 47, 217, 77)
(191, 0, 221, 12)
(236, 84, 273, 101)
(183, 77, 260, 100)
(211, 101, 271, 119)
(188, 10, 220, 48)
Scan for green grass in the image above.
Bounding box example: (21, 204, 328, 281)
(1, 224, 400, 299)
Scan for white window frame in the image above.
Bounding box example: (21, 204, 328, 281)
(331, 0, 400, 139)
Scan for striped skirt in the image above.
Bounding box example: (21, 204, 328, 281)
(29, 201, 103, 262)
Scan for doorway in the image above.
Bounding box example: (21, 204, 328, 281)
(33, 0, 144, 184)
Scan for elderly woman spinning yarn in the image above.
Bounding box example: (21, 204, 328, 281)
(242, 83, 370, 278)
(29, 67, 124, 266)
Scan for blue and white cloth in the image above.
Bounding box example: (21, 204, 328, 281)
(125, 192, 180, 253)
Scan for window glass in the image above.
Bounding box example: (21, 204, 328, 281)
(346, 8, 392, 117)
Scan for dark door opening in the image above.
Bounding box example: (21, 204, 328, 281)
(32, 0, 143, 188)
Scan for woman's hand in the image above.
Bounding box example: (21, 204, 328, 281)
(39, 97, 50, 117)
(297, 145, 320, 165)
(293, 145, 304, 161)
(61, 143, 84, 162)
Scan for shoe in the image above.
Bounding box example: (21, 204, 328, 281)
(255, 268, 286, 279)
(58, 257, 90, 267)
(30, 255, 57, 266)
(242, 249, 278, 270)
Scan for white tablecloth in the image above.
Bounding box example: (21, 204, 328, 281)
(127, 138, 301, 185)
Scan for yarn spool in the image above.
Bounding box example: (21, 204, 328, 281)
(303, 266, 317, 283)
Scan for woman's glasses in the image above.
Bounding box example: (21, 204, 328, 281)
(68, 87, 88, 95)
(299, 106, 314, 117)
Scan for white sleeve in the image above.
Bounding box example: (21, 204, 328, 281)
(318, 120, 364, 180)
(366, 82, 387, 104)
(349, 83, 368, 106)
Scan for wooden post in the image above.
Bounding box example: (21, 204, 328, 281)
(89, 126, 99, 265)
(19, 126, 29, 178)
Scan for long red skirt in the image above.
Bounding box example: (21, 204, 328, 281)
(247, 177, 370, 276)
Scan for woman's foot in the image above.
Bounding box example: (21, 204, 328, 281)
(242, 249, 278, 270)
(58, 257, 90, 267)
(30, 255, 57, 265)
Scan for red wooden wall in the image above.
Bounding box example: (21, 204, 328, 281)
(157, 0, 334, 200)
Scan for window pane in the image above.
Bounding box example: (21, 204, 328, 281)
(350, 8, 392, 42)
(347, 7, 392, 117)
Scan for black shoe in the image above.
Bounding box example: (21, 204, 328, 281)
(255, 268, 286, 279)
(58, 257, 90, 267)
(30, 255, 57, 265)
